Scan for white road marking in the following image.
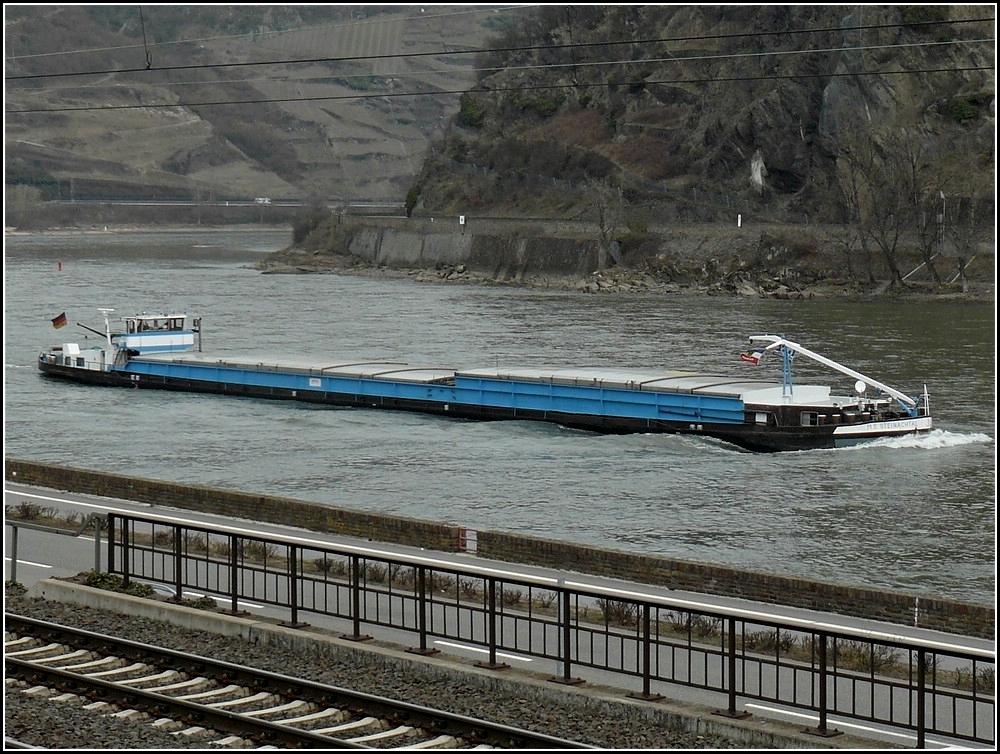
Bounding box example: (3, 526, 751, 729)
(4, 557, 53, 569)
(743, 703, 976, 749)
(433, 640, 533, 663)
(183, 591, 264, 609)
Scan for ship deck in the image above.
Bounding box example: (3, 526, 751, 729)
(134, 353, 838, 405)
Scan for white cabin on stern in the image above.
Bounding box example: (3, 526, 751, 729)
(115, 313, 199, 354)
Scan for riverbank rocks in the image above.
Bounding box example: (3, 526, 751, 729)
(252, 219, 993, 303)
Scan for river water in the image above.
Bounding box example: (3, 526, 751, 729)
(3, 228, 995, 604)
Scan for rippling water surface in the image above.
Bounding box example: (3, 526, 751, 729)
(4, 229, 995, 603)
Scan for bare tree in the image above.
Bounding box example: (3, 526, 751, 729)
(823, 221, 861, 283)
(836, 128, 944, 287)
(585, 177, 625, 269)
(947, 194, 992, 292)
(833, 142, 878, 283)
(913, 190, 944, 283)
(900, 142, 952, 283)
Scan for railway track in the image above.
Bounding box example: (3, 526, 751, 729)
(5, 613, 594, 750)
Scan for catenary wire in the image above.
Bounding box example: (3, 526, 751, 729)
(8, 65, 992, 115)
(6, 15, 992, 82)
(8, 35, 994, 99)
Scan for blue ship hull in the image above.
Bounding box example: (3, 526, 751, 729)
(38, 313, 932, 453)
(38, 354, 922, 452)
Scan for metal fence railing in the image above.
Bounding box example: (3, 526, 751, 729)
(106, 511, 994, 748)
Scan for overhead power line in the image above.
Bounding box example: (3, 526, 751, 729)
(5, 16, 993, 82)
(10, 35, 992, 102)
(8, 65, 992, 115)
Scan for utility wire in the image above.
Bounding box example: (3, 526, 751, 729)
(5, 16, 993, 82)
(138, 6, 152, 70)
(14, 36, 991, 99)
(9, 65, 992, 115)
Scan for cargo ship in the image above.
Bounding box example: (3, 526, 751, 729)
(38, 309, 932, 453)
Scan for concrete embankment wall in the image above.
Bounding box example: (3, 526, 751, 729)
(345, 223, 599, 279)
(6, 459, 993, 639)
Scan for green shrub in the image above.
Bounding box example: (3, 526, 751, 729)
(903, 6, 950, 27)
(949, 99, 974, 122)
(744, 629, 797, 653)
(501, 587, 524, 608)
(292, 205, 329, 244)
(405, 185, 421, 217)
(533, 590, 557, 609)
(12, 502, 44, 519)
(834, 639, 901, 674)
(525, 93, 565, 118)
(363, 562, 388, 583)
(457, 93, 486, 128)
(598, 598, 638, 627)
(84, 570, 154, 597)
(181, 596, 218, 611)
(312, 556, 348, 575)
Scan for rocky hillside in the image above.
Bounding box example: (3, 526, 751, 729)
(409, 5, 994, 223)
(4, 5, 505, 203)
(5, 5, 992, 222)
(276, 6, 992, 299)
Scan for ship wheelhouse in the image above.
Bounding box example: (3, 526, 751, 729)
(125, 314, 188, 334)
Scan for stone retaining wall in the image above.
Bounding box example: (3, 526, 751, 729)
(345, 224, 599, 278)
(6, 459, 993, 639)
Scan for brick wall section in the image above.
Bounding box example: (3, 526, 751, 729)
(5, 459, 456, 551)
(7, 459, 993, 639)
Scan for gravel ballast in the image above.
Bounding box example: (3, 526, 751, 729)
(4, 592, 786, 750)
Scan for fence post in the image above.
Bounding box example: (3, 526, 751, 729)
(226, 533, 240, 614)
(628, 603, 664, 701)
(171, 524, 182, 602)
(121, 517, 131, 586)
(407, 565, 439, 656)
(548, 584, 582, 685)
(805, 632, 842, 737)
(475, 577, 509, 670)
(281, 544, 308, 628)
(9, 525, 18, 583)
(341, 554, 372, 641)
(714, 617, 750, 719)
(90, 516, 100, 573)
(107, 514, 116, 574)
(917, 649, 926, 749)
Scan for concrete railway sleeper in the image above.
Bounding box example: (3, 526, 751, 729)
(5, 614, 595, 750)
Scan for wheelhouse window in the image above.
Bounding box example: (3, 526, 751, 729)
(800, 411, 819, 426)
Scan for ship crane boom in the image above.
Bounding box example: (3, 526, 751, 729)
(748, 335, 917, 408)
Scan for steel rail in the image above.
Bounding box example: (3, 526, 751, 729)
(6, 613, 596, 750)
